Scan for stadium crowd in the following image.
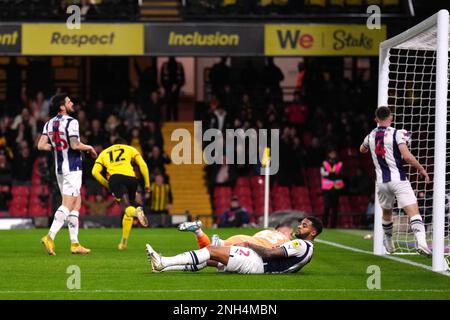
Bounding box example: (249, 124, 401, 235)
(0, 56, 377, 228)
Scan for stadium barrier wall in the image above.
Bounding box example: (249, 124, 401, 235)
(0, 22, 386, 56)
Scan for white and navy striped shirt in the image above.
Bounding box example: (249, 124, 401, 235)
(263, 239, 313, 274)
(363, 126, 410, 183)
(42, 114, 82, 175)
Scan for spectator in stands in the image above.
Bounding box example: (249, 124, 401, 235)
(263, 57, 284, 106)
(146, 145, 171, 179)
(86, 119, 109, 148)
(291, 136, 306, 186)
(236, 93, 253, 122)
(77, 110, 90, 133)
(218, 195, 250, 227)
(0, 153, 12, 186)
(0, 117, 14, 159)
(105, 114, 127, 139)
(209, 105, 231, 133)
(320, 149, 344, 228)
(89, 99, 107, 122)
(120, 101, 142, 130)
(277, 127, 294, 186)
(11, 108, 35, 146)
(12, 141, 34, 186)
(150, 172, 173, 226)
(286, 92, 308, 127)
(141, 120, 164, 153)
(30, 91, 50, 123)
(129, 127, 143, 155)
(134, 57, 159, 109)
(82, 193, 115, 216)
(209, 56, 232, 99)
(0, 184, 11, 213)
(208, 155, 237, 188)
(161, 57, 185, 121)
(144, 91, 163, 125)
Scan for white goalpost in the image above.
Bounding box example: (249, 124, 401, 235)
(376, 9, 450, 273)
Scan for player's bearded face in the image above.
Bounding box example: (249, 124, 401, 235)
(294, 220, 311, 239)
(65, 98, 74, 113)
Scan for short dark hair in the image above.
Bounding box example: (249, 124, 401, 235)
(114, 137, 127, 145)
(300, 216, 323, 236)
(50, 93, 68, 115)
(275, 221, 292, 230)
(375, 106, 391, 121)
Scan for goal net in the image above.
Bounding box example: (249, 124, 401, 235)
(377, 10, 450, 272)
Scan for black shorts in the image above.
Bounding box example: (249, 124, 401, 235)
(109, 174, 138, 203)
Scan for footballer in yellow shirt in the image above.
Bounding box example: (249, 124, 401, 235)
(92, 137, 150, 250)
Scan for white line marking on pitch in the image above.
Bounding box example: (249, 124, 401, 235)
(316, 239, 450, 277)
(0, 288, 450, 294)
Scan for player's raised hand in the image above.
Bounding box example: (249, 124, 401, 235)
(88, 146, 98, 158)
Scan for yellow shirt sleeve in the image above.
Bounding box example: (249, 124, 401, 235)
(133, 152, 150, 189)
(92, 153, 109, 189)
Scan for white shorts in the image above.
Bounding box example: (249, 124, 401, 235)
(224, 246, 265, 274)
(56, 171, 82, 197)
(377, 181, 417, 210)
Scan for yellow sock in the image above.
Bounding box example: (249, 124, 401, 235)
(121, 206, 136, 242)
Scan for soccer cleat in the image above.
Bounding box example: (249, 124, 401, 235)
(383, 235, 395, 254)
(135, 207, 149, 227)
(178, 220, 202, 232)
(211, 234, 224, 247)
(145, 244, 164, 272)
(118, 242, 127, 251)
(41, 235, 56, 256)
(416, 243, 432, 258)
(71, 243, 91, 254)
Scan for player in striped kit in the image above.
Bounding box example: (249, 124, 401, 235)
(360, 106, 431, 256)
(145, 216, 322, 274)
(38, 94, 97, 255)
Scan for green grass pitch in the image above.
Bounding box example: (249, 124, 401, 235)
(0, 227, 449, 300)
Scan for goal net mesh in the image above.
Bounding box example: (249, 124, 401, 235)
(386, 37, 450, 254)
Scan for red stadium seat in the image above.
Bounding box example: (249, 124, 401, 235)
(28, 203, 48, 217)
(235, 177, 250, 188)
(9, 203, 28, 217)
(106, 203, 122, 216)
(233, 186, 252, 197)
(11, 185, 30, 196)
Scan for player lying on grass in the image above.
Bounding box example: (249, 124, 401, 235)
(92, 137, 150, 250)
(146, 216, 322, 274)
(177, 220, 293, 249)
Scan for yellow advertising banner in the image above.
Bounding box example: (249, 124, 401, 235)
(22, 24, 144, 55)
(265, 24, 386, 56)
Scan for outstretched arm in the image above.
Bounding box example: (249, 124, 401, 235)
(134, 154, 150, 191)
(398, 144, 430, 182)
(69, 137, 97, 158)
(91, 163, 109, 189)
(37, 134, 52, 152)
(236, 242, 286, 259)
